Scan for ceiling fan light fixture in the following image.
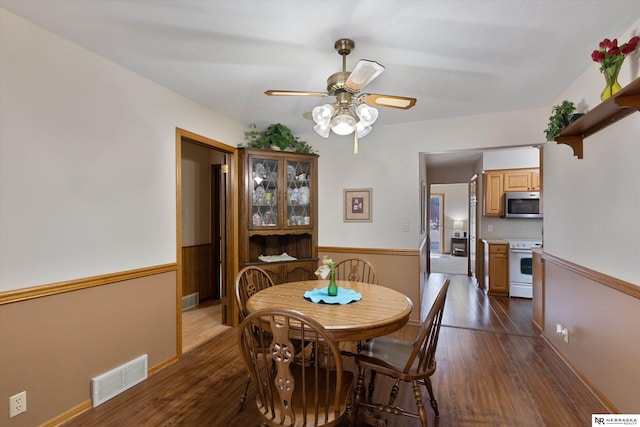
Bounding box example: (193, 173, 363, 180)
(356, 103, 379, 126)
(313, 123, 331, 138)
(345, 60, 385, 92)
(355, 122, 372, 138)
(312, 104, 333, 125)
(330, 111, 356, 135)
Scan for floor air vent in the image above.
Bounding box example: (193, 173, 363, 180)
(91, 354, 148, 407)
(182, 292, 199, 311)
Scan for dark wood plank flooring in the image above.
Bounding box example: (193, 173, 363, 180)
(62, 273, 607, 426)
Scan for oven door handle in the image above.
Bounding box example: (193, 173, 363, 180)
(510, 249, 533, 254)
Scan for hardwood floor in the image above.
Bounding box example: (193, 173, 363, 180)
(62, 274, 607, 426)
(182, 299, 229, 353)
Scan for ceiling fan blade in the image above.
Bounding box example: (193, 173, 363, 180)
(361, 93, 417, 110)
(265, 90, 328, 97)
(344, 60, 385, 92)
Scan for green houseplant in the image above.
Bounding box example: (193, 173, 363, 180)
(242, 123, 315, 153)
(544, 100, 576, 141)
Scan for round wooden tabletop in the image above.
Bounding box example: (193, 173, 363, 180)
(245, 280, 413, 342)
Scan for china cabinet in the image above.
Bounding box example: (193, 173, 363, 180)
(238, 148, 318, 283)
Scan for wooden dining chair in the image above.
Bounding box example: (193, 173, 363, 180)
(234, 265, 275, 411)
(235, 266, 275, 320)
(352, 279, 450, 427)
(334, 258, 378, 284)
(237, 307, 355, 427)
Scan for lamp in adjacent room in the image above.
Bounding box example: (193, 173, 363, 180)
(453, 220, 464, 238)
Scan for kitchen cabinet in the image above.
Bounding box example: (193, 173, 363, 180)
(483, 171, 503, 216)
(503, 168, 540, 192)
(483, 168, 540, 216)
(483, 241, 509, 296)
(238, 148, 319, 283)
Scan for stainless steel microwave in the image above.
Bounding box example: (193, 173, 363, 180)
(503, 192, 542, 218)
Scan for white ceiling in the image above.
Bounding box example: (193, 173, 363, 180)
(2, 0, 639, 141)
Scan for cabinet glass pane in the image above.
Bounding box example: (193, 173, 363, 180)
(286, 160, 311, 226)
(251, 157, 278, 227)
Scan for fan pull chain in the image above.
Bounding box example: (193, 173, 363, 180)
(354, 132, 359, 155)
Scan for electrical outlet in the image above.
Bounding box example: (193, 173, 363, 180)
(9, 391, 27, 418)
(487, 225, 494, 232)
(401, 221, 409, 232)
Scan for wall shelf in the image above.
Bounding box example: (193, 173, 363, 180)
(555, 77, 640, 159)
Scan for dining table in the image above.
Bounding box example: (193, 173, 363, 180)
(245, 279, 413, 343)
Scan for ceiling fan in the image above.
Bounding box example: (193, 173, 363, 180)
(265, 38, 417, 153)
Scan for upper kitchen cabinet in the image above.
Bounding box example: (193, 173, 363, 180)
(237, 148, 319, 282)
(483, 168, 540, 216)
(503, 168, 540, 192)
(483, 170, 504, 216)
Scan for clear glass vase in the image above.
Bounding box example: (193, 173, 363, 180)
(328, 269, 338, 296)
(601, 64, 622, 101)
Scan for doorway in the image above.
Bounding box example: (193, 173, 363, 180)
(176, 128, 235, 355)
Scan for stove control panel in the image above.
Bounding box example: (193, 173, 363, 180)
(506, 240, 542, 250)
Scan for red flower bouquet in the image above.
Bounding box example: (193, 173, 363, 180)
(591, 36, 639, 72)
(591, 36, 639, 100)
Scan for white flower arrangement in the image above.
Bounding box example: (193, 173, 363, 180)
(314, 256, 335, 280)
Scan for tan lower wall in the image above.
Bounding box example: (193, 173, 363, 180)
(0, 270, 177, 427)
(542, 256, 639, 413)
(319, 247, 421, 324)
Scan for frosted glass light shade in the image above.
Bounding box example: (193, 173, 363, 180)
(356, 104, 379, 126)
(313, 123, 330, 138)
(355, 122, 372, 138)
(330, 113, 356, 135)
(312, 104, 333, 125)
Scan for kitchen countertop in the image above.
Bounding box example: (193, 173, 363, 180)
(481, 239, 509, 244)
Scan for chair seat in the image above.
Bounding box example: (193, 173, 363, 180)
(352, 279, 450, 427)
(357, 336, 436, 380)
(256, 364, 355, 426)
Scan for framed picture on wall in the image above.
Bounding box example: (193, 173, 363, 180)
(343, 188, 372, 222)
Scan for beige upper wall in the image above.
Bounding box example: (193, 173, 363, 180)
(543, 18, 640, 285)
(309, 104, 549, 250)
(0, 9, 244, 291)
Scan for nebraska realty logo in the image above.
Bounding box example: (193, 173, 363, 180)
(593, 414, 639, 426)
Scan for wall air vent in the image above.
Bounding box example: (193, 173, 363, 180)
(182, 292, 199, 311)
(91, 354, 148, 407)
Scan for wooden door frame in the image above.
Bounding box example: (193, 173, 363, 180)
(211, 165, 222, 300)
(175, 128, 237, 357)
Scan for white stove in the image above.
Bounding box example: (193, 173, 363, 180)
(505, 239, 542, 298)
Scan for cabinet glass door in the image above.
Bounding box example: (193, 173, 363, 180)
(250, 156, 279, 228)
(285, 159, 312, 228)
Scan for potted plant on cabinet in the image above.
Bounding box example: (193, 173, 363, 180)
(242, 123, 315, 153)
